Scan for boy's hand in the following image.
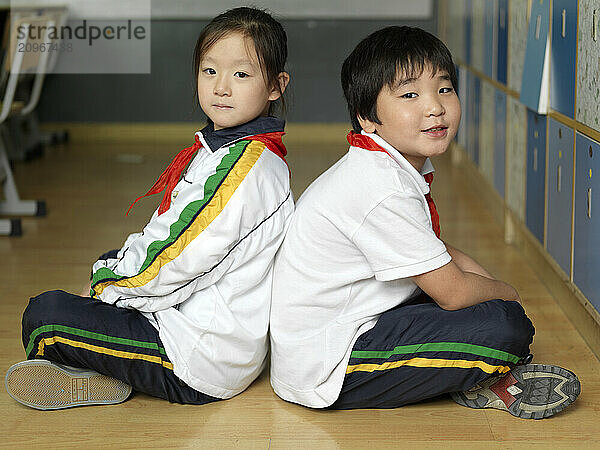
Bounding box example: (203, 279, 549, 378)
(412, 260, 521, 311)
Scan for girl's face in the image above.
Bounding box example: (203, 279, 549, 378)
(197, 32, 282, 130)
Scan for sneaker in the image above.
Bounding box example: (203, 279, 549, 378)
(450, 364, 581, 419)
(5, 359, 132, 410)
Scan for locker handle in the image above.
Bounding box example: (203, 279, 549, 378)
(535, 15, 542, 40)
(557, 165, 562, 193)
(594, 10, 598, 42)
(588, 188, 592, 219)
(561, 9, 566, 38)
(533, 147, 538, 172)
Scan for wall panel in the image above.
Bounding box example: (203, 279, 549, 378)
(576, 0, 600, 130)
(506, 96, 527, 220)
(507, 0, 529, 93)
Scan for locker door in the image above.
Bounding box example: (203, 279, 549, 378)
(471, 0, 485, 73)
(550, 0, 578, 118)
(483, 0, 496, 78)
(496, 0, 508, 84)
(465, 0, 473, 65)
(456, 65, 469, 149)
(479, 80, 495, 185)
(574, 133, 600, 313)
(526, 110, 547, 243)
(546, 119, 574, 276)
(467, 75, 481, 165)
(494, 89, 506, 197)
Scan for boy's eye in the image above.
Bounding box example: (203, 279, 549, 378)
(202, 68, 216, 75)
(234, 71, 250, 78)
(440, 87, 454, 94)
(401, 92, 418, 99)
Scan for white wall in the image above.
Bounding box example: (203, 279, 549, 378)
(7, 0, 432, 19)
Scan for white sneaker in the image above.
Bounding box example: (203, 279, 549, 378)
(5, 359, 132, 410)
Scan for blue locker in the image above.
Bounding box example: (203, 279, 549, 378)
(546, 119, 574, 275)
(465, 70, 473, 159)
(494, 89, 506, 197)
(520, 0, 550, 113)
(526, 110, 547, 243)
(496, 0, 508, 84)
(483, 0, 495, 78)
(456, 65, 469, 149)
(465, 0, 472, 65)
(467, 75, 481, 165)
(550, 0, 577, 118)
(574, 133, 600, 313)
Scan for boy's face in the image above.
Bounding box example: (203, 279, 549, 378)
(196, 32, 282, 130)
(358, 65, 461, 171)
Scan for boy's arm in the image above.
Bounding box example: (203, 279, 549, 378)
(352, 191, 519, 311)
(444, 243, 494, 279)
(412, 260, 520, 311)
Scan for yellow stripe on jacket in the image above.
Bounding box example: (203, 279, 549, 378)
(93, 140, 266, 297)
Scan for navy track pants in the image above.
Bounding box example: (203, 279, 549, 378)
(331, 297, 535, 409)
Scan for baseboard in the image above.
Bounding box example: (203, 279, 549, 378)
(451, 143, 600, 360)
(40, 122, 352, 145)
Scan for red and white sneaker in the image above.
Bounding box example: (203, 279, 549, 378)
(451, 364, 581, 419)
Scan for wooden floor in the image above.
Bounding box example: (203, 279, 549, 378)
(1, 126, 599, 448)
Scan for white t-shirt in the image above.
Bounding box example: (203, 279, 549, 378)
(269, 131, 451, 408)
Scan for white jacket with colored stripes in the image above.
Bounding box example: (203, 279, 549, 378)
(91, 117, 294, 399)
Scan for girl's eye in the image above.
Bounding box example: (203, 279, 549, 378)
(202, 68, 216, 75)
(401, 92, 418, 99)
(234, 71, 250, 78)
(440, 87, 454, 94)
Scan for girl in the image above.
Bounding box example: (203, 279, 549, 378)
(6, 7, 293, 409)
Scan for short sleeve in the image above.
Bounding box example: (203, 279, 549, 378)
(352, 192, 451, 281)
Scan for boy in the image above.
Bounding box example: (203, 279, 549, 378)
(269, 26, 580, 419)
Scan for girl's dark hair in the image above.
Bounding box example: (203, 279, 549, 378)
(193, 6, 288, 116)
(341, 26, 457, 132)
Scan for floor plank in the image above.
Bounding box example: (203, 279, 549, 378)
(1, 128, 598, 447)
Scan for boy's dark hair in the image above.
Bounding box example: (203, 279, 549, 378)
(193, 6, 288, 116)
(341, 26, 457, 133)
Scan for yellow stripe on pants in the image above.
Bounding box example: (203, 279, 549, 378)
(37, 335, 174, 370)
(346, 356, 511, 375)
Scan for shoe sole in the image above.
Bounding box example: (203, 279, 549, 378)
(5, 360, 132, 410)
(451, 364, 581, 419)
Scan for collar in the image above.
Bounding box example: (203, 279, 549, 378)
(196, 116, 286, 153)
(356, 131, 435, 195)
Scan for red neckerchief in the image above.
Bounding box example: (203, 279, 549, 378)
(347, 131, 441, 238)
(251, 131, 287, 162)
(127, 131, 289, 216)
